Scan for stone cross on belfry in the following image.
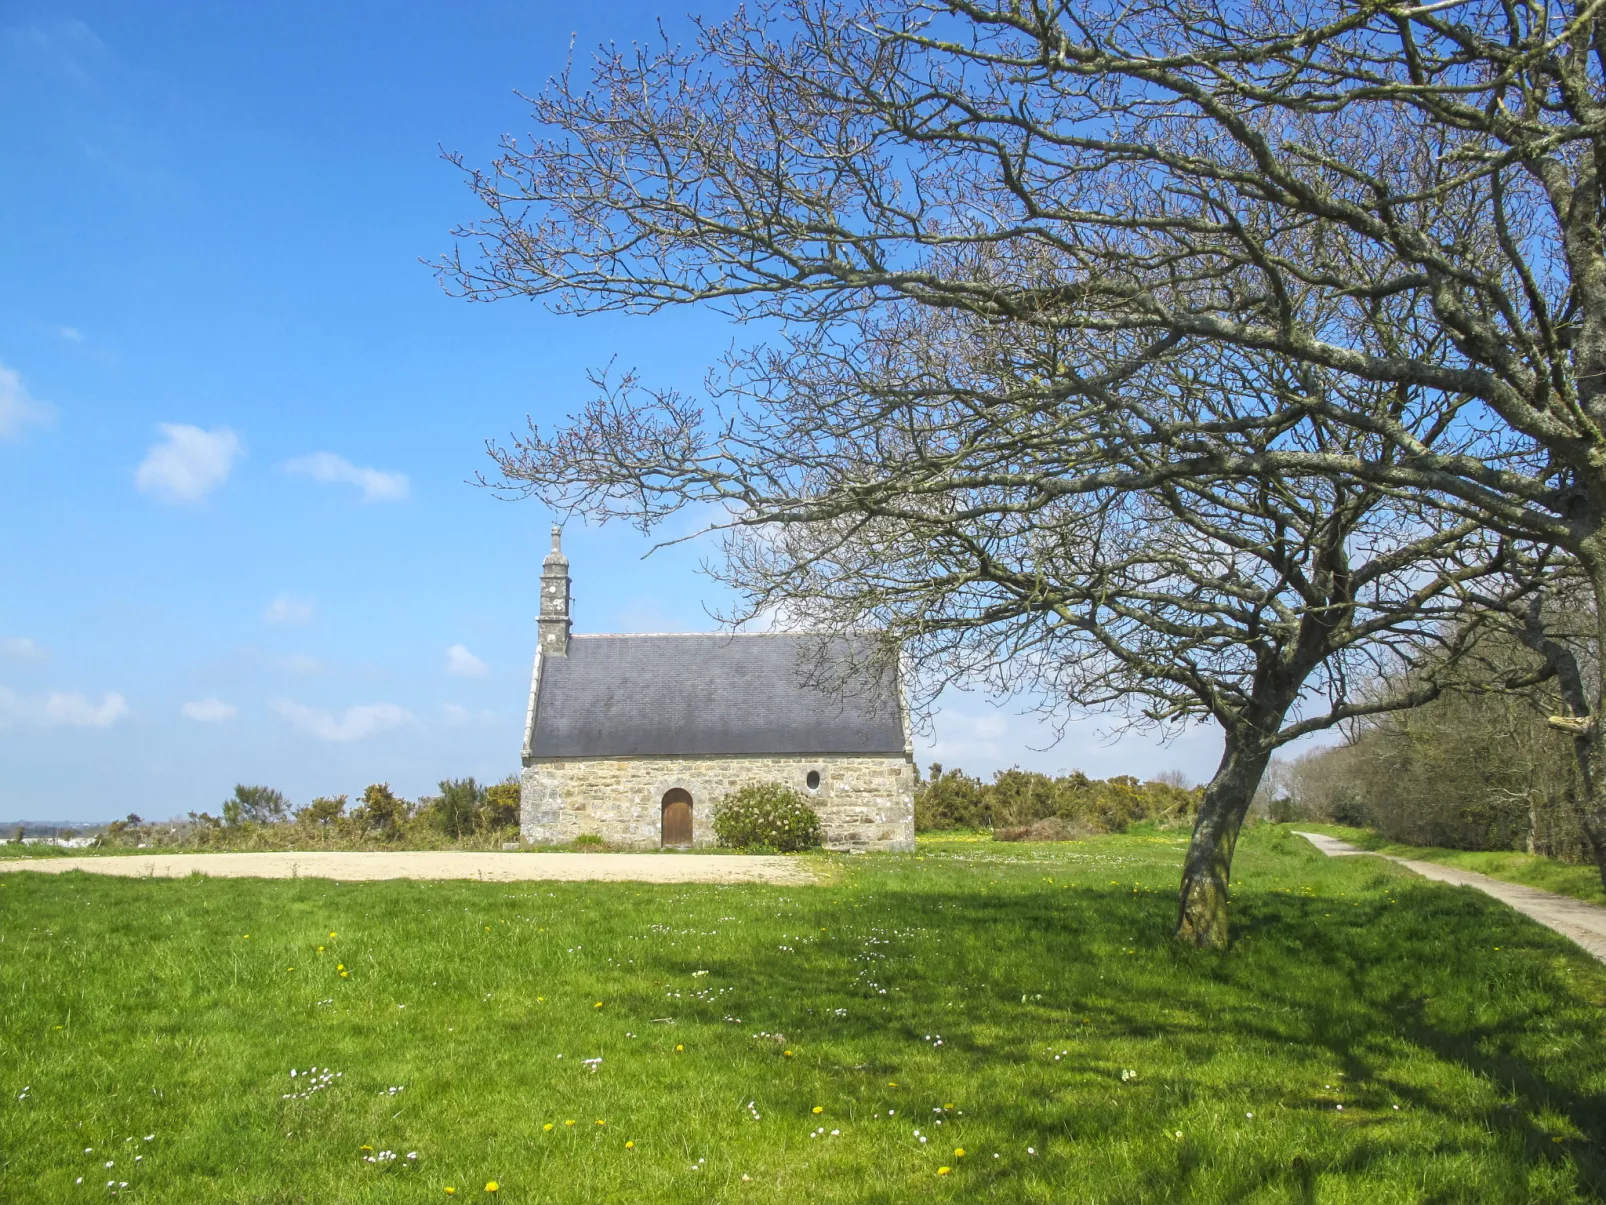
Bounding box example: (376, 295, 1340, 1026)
(538, 525, 571, 657)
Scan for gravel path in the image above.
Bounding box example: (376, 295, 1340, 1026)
(1294, 830, 1606, 963)
(0, 850, 819, 886)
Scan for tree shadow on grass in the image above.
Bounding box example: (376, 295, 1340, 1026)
(684, 875, 1606, 1204)
(15, 862, 1603, 1203)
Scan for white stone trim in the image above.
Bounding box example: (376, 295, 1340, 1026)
(520, 649, 544, 763)
(896, 650, 916, 760)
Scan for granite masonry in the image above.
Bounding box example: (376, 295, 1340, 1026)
(519, 528, 916, 851)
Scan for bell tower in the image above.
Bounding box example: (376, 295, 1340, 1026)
(538, 525, 571, 657)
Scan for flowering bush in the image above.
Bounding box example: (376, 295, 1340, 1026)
(712, 783, 823, 853)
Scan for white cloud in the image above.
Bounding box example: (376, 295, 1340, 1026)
(44, 691, 128, 727)
(264, 595, 315, 625)
(285, 451, 409, 503)
(0, 636, 47, 661)
(0, 361, 54, 439)
(445, 643, 488, 677)
(135, 423, 243, 502)
(0, 687, 129, 729)
(181, 697, 236, 723)
(58, 326, 84, 343)
(271, 699, 414, 742)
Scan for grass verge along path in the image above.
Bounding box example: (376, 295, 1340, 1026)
(1295, 830, 1606, 963)
(3, 827, 1605, 1203)
(1291, 823, 1606, 906)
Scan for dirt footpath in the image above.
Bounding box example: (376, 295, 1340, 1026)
(1295, 830, 1606, 963)
(0, 850, 819, 886)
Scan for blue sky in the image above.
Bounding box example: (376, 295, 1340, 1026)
(0, 2, 1221, 822)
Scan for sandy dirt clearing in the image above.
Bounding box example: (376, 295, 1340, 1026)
(0, 850, 819, 885)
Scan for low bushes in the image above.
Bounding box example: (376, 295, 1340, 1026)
(105, 775, 528, 851)
(916, 764, 1198, 834)
(712, 783, 823, 852)
(993, 817, 1095, 843)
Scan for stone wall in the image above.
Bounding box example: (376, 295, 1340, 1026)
(520, 753, 915, 851)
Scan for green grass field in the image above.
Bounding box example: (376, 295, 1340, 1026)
(3, 826, 1605, 1203)
(1291, 823, 1606, 907)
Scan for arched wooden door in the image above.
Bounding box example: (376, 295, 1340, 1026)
(661, 788, 693, 847)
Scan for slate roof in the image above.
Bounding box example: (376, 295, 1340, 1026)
(524, 633, 908, 759)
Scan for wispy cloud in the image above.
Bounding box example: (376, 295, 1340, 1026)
(0, 360, 54, 439)
(445, 643, 488, 677)
(44, 691, 128, 727)
(135, 423, 242, 502)
(271, 699, 414, 742)
(0, 636, 47, 661)
(181, 697, 236, 723)
(278, 652, 325, 676)
(285, 452, 409, 502)
(0, 687, 128, 729)
(264, 595, 315, 625)
(58, 326, 84, 343)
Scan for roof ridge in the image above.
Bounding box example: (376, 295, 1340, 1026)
(571, 631, 826, 639)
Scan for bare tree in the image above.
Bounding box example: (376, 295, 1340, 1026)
(441, 0, 1606, 932)
(480, 273, 1540, 944)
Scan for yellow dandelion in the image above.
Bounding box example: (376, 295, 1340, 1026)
(317, 946, 325, 952)
(444, 1189, 455, 1197)
(329, 932, 337, 938)
(595, 1120, 605, 1126)
(484, 1182, 499, 1193)
(783, 1050, 793, 1057)
(594, 1001, 604, 1009)
(812, 1106, 823, 1115)
(625, 1141, 635, 1150)
(543, 1123, 553, 1132)
(564, 1120, 575, 1127)
(675, 1044, 684, 1052)
(242, 934, 250, 939)
(337, 964, 345, 971)
(361, 1145, 373, 1153)
(937, 1166, 951, 1175)
(536, 996, 545, 1003)
(887, 1082, 897, 1087)
(340, 970, 349, 978)
(954, 1147, 966, 1157)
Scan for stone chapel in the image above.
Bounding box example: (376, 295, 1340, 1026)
(519, 528, 916, 850)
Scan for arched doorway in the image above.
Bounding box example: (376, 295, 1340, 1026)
(661, 788, 693, 848)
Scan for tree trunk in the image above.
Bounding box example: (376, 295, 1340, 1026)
(1563, 555, 1606, 893)
(1571, 705, 1606, 892)
(1175, 734, 1276, 949)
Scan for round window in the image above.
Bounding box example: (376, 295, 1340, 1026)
(806, 770, 821, 791)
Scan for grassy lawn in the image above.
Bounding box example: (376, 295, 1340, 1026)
(1291, 823, 1606, 907)
(3, 827, 1605, 1203)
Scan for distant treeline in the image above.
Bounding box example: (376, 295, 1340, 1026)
(915, 765, 1199, 834)
(93, 777, 522, 851)
(1262, 631, 1597, 864)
